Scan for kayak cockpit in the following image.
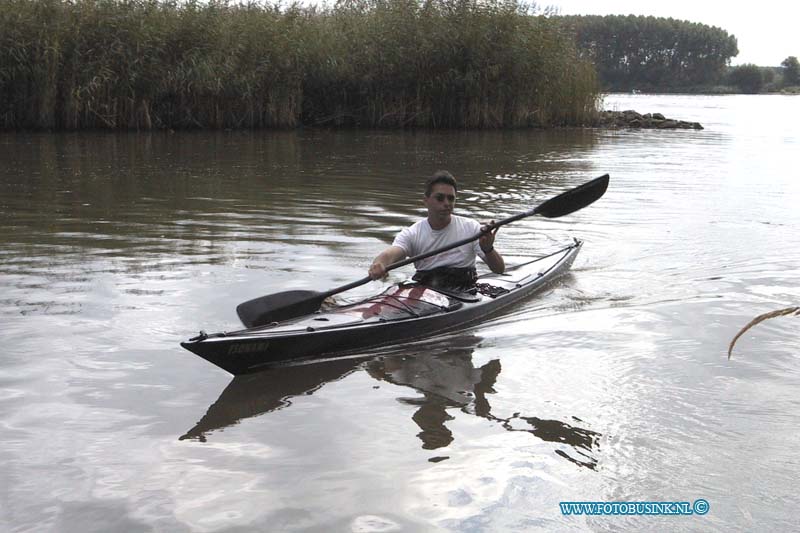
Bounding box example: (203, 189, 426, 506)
(237, 283, 467, 335)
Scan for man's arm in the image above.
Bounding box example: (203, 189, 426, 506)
(369, 245, 407, 279)
(479, 223, 505, 274)
(482, 248, 505, 274)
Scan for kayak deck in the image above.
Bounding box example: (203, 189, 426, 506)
(182, 240, 582, 374)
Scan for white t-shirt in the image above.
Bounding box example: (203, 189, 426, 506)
(392, 215, 487, 271)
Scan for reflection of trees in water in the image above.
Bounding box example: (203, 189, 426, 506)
(181, 338, 601, 469)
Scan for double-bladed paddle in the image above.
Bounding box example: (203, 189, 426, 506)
(237, 173, 609, 328)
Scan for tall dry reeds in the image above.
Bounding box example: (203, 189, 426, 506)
(0, 0, 600, 130)
(728, 307, 799, 359)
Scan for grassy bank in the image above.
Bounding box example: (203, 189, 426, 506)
(0, 0, 600, 130)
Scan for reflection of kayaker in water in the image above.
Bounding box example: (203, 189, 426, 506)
(366, 349, 601, 469)
(180, 356, 369, 442)
(369, 350, 497, 449)
(368, 171, 505, 291)
(182, 339, 600, 469)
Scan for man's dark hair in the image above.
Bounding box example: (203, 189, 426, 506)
(425, 170, 458, 197)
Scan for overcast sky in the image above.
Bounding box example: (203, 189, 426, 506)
(546, 0, 798, 66)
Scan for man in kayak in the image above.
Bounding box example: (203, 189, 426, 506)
(368, 170, 505, 290)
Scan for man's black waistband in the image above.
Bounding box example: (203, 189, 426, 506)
(412, 266, 478, 291)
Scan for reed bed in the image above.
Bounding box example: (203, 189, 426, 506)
(0, 0, 600, 130)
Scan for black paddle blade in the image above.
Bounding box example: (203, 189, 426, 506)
(236, 290, 325, 328)
(535, 174, 609, 218)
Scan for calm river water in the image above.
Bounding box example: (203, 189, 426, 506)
(1, 94, 799, 532)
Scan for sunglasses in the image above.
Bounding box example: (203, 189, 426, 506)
(432, 193, 456, 203)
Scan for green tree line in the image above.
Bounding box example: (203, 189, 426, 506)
(561, 14, 739, 91)
(0, 0, 599, 131)
(725, 58, 800, 94)
(783, 56, 800, 86)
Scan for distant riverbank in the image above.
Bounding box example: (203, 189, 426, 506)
(608, 85, 800, 96)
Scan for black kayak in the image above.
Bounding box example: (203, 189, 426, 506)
(181, 239, 582, 375)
